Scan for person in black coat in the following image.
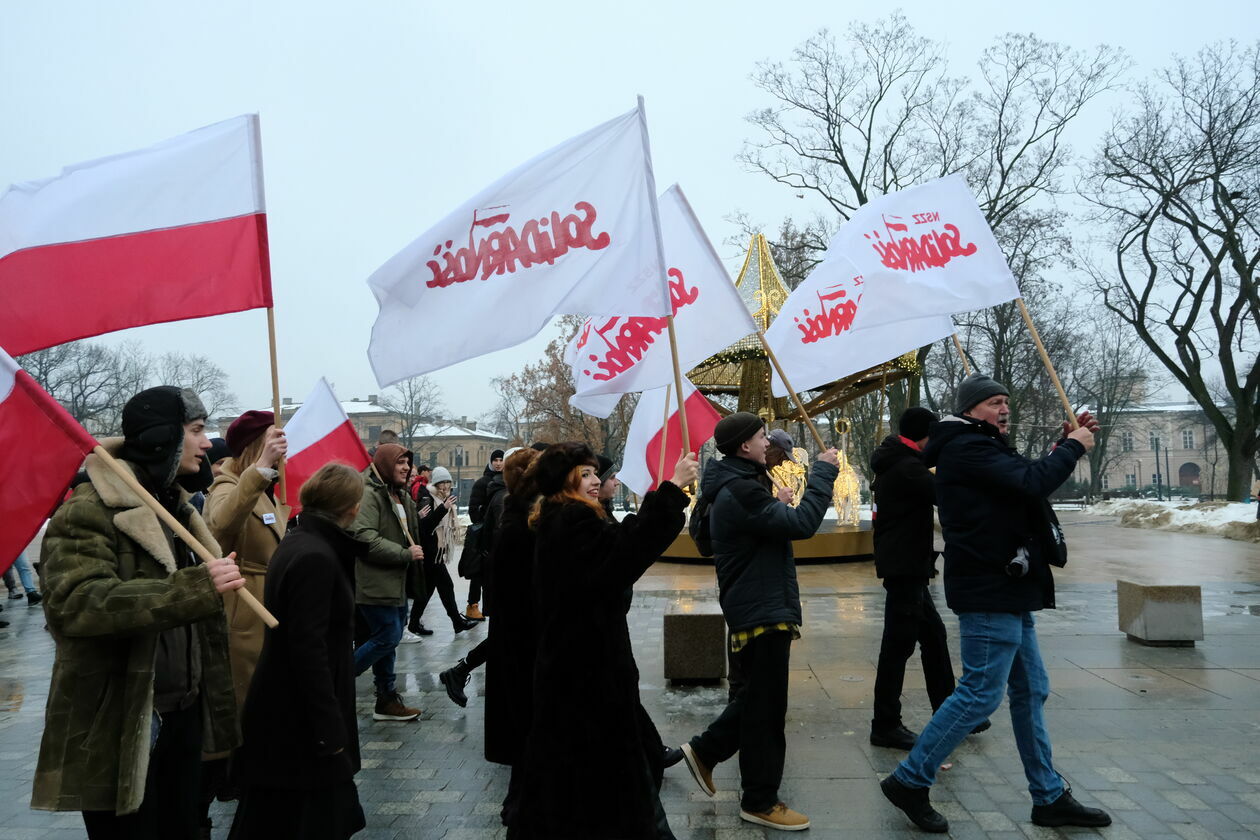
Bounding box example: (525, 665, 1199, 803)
(881, 374, 1110, 834)
(464, 450, 505, 620)
(679, 413, 838, 833)
(230, 463, 370, 840)
(410, 468, 476, 636)
(508, 442, 698, 840)
(869, 407, 958, 750)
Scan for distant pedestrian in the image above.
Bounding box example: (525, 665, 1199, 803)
(4, 551, 41, 606)
(412, 467, 478, 637)
(880, 374, 1110, 833)
(465, 449, 505, 621)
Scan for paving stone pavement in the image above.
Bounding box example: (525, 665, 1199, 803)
(3, 513, 1259, 838)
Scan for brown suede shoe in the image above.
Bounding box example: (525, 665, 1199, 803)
(373, 692, 421, 721)
(681, 743, 715, 797)
(740, 802, 811, 831)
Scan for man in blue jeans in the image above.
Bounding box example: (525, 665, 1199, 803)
(353, 444, 424, 721)
(881, 374, 1112, 833)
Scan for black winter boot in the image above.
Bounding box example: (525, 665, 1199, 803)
(880, 775, 948, 833)
(1031, 790, 1111, 827)
(440, 659, 472, 707)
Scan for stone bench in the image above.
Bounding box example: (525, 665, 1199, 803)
(1117, 580, 1204, 647)
(663, 600, 727, 684)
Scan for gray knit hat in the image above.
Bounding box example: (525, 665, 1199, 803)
(955, 373, 1010, 415)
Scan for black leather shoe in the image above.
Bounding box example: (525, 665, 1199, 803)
(662, 746, 684, 768)
(440, 659, 471, 707)
(413, 623, 434, 636)
(452, 616, 477, 633)
(870, 724, 918, 750)
(880, 775, 948, 833)
(1031, 790, 1111, 827)
(971, 720, 991, 734)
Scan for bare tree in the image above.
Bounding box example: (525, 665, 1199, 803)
(20, 339, 152, 435)
(1084, 41, 1260, 499)
(740, 16, 1126, 413)
(378, 375, 446, 451)
(156, 352, 237, 421)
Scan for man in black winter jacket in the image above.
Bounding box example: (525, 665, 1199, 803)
(680, 412, 839, 832)
(881, 374, 1111, 834)
(869, 407, 958, 750)
(464, 449, 504, 620)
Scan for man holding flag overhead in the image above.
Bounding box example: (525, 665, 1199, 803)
(30, 384, 245, 839)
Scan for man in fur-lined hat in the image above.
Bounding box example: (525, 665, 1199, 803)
(32, 386, 246, 839)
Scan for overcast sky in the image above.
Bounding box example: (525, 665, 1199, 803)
(3, 1, 1255, 422)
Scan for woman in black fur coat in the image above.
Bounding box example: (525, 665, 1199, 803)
(508, 442, 698, 840)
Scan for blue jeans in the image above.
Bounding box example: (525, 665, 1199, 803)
(354, 604, 406, 696)
(893, 611, 1064, 805)
(5, 551, 38, 594)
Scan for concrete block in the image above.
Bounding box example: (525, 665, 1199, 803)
(663, 600, 727, 682)
(1117, 580, 1204, 646)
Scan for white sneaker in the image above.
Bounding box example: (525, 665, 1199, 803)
(399, 630, 423, 644)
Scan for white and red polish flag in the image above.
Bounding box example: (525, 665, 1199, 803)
(0, 115, 272, 356)
(566, 184, 758, 419)
(764, 251, 957, 397)
(282, 378, 371, 514)
(827, 173, 1020, 334)
(367, 101, 672, 387)
(0, 347, 98, 573)
(618, 378, 721, 497)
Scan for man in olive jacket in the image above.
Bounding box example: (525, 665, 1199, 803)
(353, 443, 424, 721)
(32, 387, 245, 839)
(681, 412, 839, 833)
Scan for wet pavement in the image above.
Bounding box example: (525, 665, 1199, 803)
(3, 512, 1260, 838)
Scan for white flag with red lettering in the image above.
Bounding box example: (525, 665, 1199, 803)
(828, 174, 1020, 333)
(764, 251, 957, 397)
(0, 347, 98, 571)
(283, 378, 371, 513)
(367, 103, 671, 387)
(567, 185, 757, 418)
(618, 378, 721, 497)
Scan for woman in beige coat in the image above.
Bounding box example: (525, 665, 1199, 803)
(202, 410, 287, 820)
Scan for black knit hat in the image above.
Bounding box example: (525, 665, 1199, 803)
(955, 373, 1010, 415)
(714, 412, 764, 457)
(117, 386, 209, 490)
(898, 407, 939, 441)
(490, 449, 505, 462)
(207, 437, 232, 465)
(532, 442, 599, 496)
(596, 455, 618, 483)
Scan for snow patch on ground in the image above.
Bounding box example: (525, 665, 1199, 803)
(1088, 499, 1260, 543)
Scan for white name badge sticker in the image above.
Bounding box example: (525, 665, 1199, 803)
(262, 513, 277, 525)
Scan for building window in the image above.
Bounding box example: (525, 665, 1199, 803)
(1125, 473, 1136, 487)
(1101, 475, 1110, 490)
(1149, 431, 1161, 450)
(1182, 429, 1194, 449)
(430, 451, 438, 467)
(1121, 431, 1133, 452)
(368, 425, 381, 441)
(1152, 473, 1161, 486)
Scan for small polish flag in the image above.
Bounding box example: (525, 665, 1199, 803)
(0, 115, 273, 356)
(618, 378, 721, 497)
(283, 379, 371, 514)
(0, 347, 98, 573)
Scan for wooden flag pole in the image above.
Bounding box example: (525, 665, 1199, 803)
(266, 308, 288, 504)
(665, 316, 691, 453)
(94, 446, 278, 628)
(1015, 298, 1078, 430)
(951, 334, 973, 376)
(756, 331, 828, 451)
(657, 387, 672, 485)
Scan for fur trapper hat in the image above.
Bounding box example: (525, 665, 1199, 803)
(531, 442, 599, 496)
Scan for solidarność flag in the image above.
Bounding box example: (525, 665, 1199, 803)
(827, 174, 1020, 334)
(0, 115, 273, 356)
(282, 378, 371, 514)
(567, 184, 757, 419)
(0, 346, 98, 573)
(764, 251, 956, 397)
(618, 378, 720, 498)
(367, 101, 671, 387)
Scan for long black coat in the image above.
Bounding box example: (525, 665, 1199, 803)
(484, 492, 534, 767)
(236, 514, 366, 789)
(924, 415, 1084, 614)
(870, 435, 938, 579)
(511, 483, 688, 839)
